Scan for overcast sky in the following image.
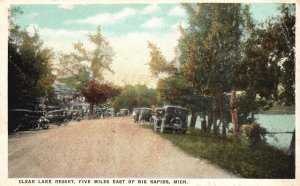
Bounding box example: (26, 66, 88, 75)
(13, 3, 281, 88)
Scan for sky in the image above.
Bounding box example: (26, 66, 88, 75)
(12, 3, 282, 88)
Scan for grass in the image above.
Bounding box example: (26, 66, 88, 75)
(142, 125, 295, 178)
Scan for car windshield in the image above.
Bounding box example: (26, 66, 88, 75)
(166, 107, 188, 116)
(156, 109, 165, 117)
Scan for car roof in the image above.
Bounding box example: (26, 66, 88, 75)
(10, 109, 44, 113)
(164, 105, 188, 110)
(139, 107, 152, 110)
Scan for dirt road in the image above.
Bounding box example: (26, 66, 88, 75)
(8, 117, 238, 178)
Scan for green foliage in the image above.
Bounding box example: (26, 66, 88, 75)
(235, 91, 272, 123)
(112, 85, 158, 111)
(180, 3, 295, 121)
(275, 4, 295, 106)
(240, 122, 267, 147)
(237, 4, 295, 106)
(180, 4, 243, 95)
(56, 53, 90, 90)
(8, 8, 55, 109)
(156, 75, 193, 106)
(147, 41, 176, 77)
(56, 26, 114, 91)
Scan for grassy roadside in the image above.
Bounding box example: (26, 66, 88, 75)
(142, 125, 294, 178)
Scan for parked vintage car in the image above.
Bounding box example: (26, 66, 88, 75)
(45, 109, 71, 126)
(153, 106, 189, 134)
(8, 109, 50, 133)
(105, 108, 115, 117)
(138, 107, 152, 123)
(69, 102, 90, 121)
(117, 109, 129, 117)
(96, 107, 115, 118)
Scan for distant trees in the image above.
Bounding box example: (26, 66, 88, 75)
(112, 85, 158, 112)
(8, 7, 55, 110)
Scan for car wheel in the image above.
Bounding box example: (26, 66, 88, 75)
(42, 124, 49, 130)
(32, 122, 40, 131)
(64, 119, 69, 126)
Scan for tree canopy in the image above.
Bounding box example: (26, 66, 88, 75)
(112, 85, 158, 111)
(8, 8, 55, 110)
(56, 26, 114, 91)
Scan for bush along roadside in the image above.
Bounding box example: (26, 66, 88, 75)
(142, 125, 295, 178)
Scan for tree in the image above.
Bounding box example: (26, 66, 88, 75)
(56, 26, 114, 91)
(112, 85, 158, 112)
(56, 53, 90, 90)
(157, 75, 213, 129)
(147, 41, 209, 129)
(235, 4, 295, 119)
(8, 7, 55, 110)
(147, 42, 176, 77)
(81, 80, 119, 116)
(277, 5, 295, 106)
(180, 4, 244, 136)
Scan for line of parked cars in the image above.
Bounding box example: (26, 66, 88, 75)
(8, 102, 93, 133)
(8, 103, 189, 135)
(132, 105, 189, 134)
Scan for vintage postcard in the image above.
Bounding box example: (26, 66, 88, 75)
(0, 0, 298, 186)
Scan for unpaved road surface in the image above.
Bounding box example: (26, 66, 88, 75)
(8, 117, 238, 178)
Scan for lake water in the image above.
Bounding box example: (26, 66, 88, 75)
(189, 114, 295, 151)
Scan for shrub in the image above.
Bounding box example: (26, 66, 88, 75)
(240, 122, 267, 147)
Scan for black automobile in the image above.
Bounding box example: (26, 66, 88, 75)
(45, 109, 71, 126)
(138, 107, 152, 123)
(96, 107, 115, 118)
(153, 106, 188, 134)
(8, 109, 50, 133)
(69, 103, 90, 121)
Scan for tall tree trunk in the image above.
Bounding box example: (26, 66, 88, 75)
(189, 111, 197, 130)
(207, 111, 213, 132)
(90, 103, 95, 117)
(201, 112, 207, 131)
(230, 90, 239, 138)
(212, 95, 217, 133)
(220, 94, 226, 137)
